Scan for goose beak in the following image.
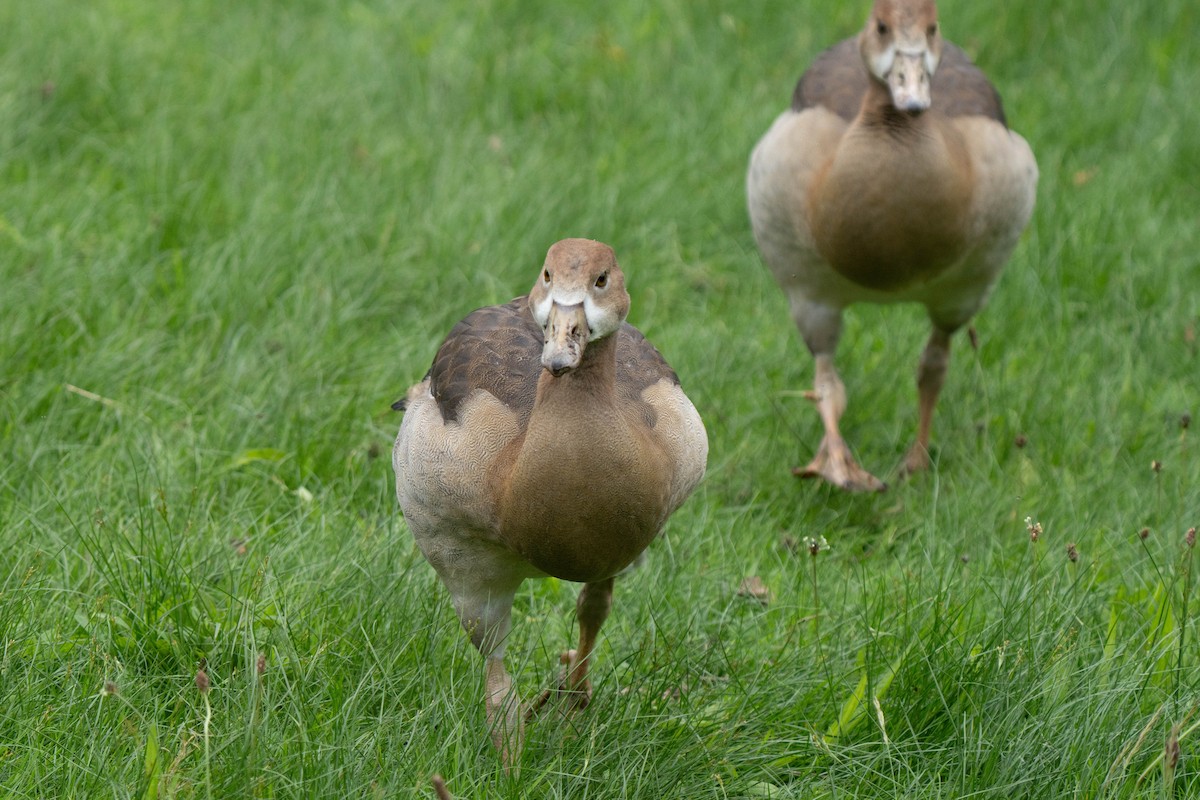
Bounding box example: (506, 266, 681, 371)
(888, 50, 933, 113)
(542, 301, 589, 376)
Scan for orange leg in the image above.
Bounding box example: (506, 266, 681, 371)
(531, 576, 615, 714)
(484, 655, 523, 769)
(796, 354, 887, 492)
(901, 328, 952, 476)
(446, 577, 524, 770)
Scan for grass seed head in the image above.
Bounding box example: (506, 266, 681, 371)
(257, 653, 267, 676)
(1182, 412, 1191, 430)
(1024, 517, 1042, 543)
(195, 669, 210, 695)
(1066, 542, 1078, 563)
(1187, 527, 1196, 549)
(432, 775, 454, 800)
(1014, 434, 1027, 448)
(1139, 527, 1151, 541)
(1151, 459, 1163, 474)
(1165, 725, 1181, 771)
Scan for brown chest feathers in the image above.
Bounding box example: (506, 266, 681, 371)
(809, 108, 974, 291)
(496, 359, 671, 583)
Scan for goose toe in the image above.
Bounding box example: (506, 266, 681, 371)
(795, 438, 887, 492)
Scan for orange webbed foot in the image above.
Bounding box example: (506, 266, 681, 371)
(527, 650, 593, 720)
(794, 436, 887, 492)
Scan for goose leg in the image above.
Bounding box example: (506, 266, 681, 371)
(902, 327, 952, 476)
(797, 354, 887, 492)
(789, 300, 886, 492)
(484, 654, 522, 767)
(531, 576, 614, 714)
(451, 581, 524, 768)
(563, 576, 614, 708)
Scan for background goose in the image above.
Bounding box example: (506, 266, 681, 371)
(747, 0, 1038, 491)
(392, 238, 707, 765)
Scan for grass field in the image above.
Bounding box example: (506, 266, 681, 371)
(2, 0, 1198, 797)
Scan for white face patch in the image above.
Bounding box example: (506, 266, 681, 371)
(531, 291, 558, 328)
(924, 47, 940, 75)
(869, 42, 896, 82)
(583, 295, 621, 339)
(896, 42, 939, 77)
(533, 286, 620, 339)
(882, 36, 937, 113)
(873, 42, 937, 81)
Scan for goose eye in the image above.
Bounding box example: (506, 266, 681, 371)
(927, 23, 938, 37)
(876, 20, 888, 36)
(595, 272, 608, 288)
(543, 269, 551, 283)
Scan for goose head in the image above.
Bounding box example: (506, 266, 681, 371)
(859, 0, 942, 113)
(528, 238, 630, 377)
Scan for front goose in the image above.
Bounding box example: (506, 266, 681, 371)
(747, 0, 1037, 491)
(392, 238, 707, 765)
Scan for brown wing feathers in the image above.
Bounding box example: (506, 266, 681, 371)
(428, 298, 543, 424)
(399, 295, 680, 424)
(792, 38, 1007, 125)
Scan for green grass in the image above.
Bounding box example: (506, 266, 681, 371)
(2, 0, 1198, 797)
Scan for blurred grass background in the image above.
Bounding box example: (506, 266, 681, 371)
(1, 0, 1197, 797)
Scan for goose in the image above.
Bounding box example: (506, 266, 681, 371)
(392, 238, 707, 765)
(747, 0, 1037, 491)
